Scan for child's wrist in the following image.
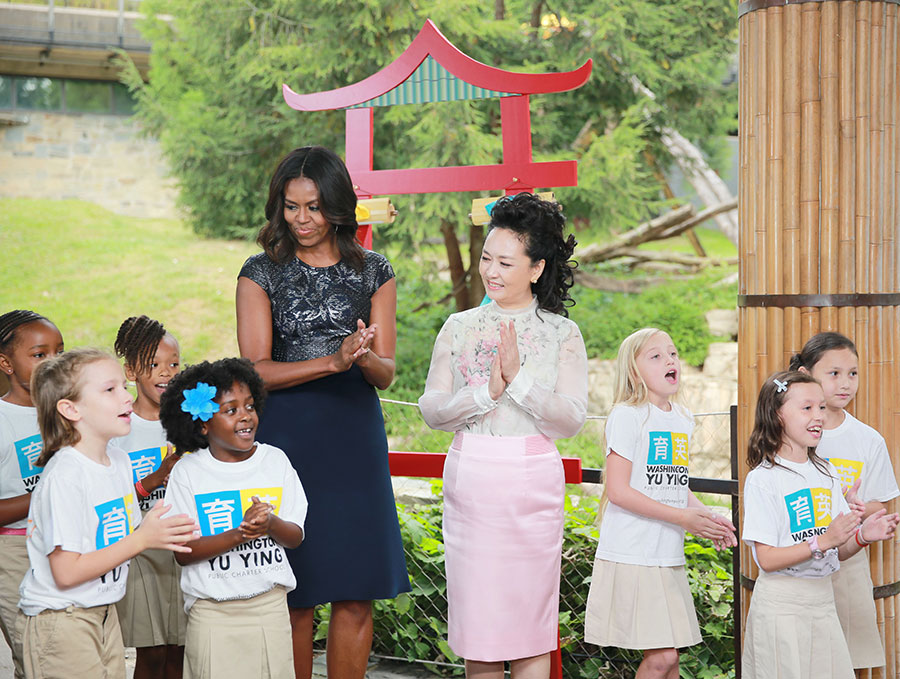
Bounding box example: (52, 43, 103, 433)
(141, 471, 163, 493)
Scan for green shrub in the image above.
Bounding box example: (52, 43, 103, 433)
(569, 269, 738, 367)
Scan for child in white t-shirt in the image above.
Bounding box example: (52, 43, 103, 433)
(741, 370, 899, 679)
(18, 348, 197, 679)
(111, 315, 188, 678)
(159, 357, 307, 679)
(0, 310, 64, 679)
(584, 328, 736, 679)
(790, 332, 899, 670)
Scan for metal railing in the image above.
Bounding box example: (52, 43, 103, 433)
(0, 0, 150, 51)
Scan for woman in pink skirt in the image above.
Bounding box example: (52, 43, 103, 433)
(419, 193, 588, 679)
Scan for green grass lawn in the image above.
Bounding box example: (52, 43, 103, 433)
(0, 197, 259, 363)
(1, 196, 738, 473)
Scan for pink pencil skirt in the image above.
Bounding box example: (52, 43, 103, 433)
(443, 431, 565, 662)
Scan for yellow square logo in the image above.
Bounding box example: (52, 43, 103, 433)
(240, 487, 283, 515)
(811, 487, 832, 527)
(672, 433, 690, 466)
(828, 458, 864, 492)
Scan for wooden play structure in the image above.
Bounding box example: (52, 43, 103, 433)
(282, 19, 591, 247)
(738, 1, 900, 676)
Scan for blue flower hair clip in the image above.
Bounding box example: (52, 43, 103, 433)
(182, 382, 219, 422)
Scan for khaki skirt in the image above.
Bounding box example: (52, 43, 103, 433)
(0, 534, 28, 678)
(743, 572, 853, 679)
(184, 586, 293, 679)
(117, 548, 187, 647)
(584, 559, 701, 650)
(831, 549, 884, 669)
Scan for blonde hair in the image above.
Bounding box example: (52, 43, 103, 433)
(31, 348, 114, 466)
(598, 327, 682, 522)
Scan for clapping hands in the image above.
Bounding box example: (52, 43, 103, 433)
(239, 496, 274, 540)
(337, 319, 377, 371)
(488, 320, 521, 401)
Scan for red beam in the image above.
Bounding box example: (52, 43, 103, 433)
(350, 161, 577, 197)
(388, 451, 583, 484)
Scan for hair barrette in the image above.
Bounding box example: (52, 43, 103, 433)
(181, 382, 219, 421)
(773, 378, 788, 393)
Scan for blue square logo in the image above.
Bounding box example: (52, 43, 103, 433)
(15, 434, 43, 480)
(784, 489, 815, 533)
(195, 490, 243, 536)
(647, 431, 673, 464)
(126, 446, 163, 483)
(94, 497, 133, 549)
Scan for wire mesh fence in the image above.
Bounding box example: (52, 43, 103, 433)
(313, 400, 737, 678)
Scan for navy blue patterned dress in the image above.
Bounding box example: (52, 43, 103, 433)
(239, 250, 410, 607)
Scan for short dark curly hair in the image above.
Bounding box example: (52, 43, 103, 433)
(159, 358, 266, 453)
(487, 192, 577, 316)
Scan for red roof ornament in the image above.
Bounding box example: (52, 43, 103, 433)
(282, 19, 592, 246)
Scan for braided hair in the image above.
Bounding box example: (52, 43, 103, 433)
(487, 193, 577, 317)
(114, 316, 168, 375)
(0, 310, 49, 351)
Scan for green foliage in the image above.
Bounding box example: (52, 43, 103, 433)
(334, 488, 736, 677)
(569, 269, 738, 366)
(372, 483, 460, 668)
(120, 0, 737, 253)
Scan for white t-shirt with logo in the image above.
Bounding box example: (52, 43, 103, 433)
(111, 414, 172, 513)
(163, 443, 308, 612)
(0, 400, 45, 529)
(596, 402, 694, 567)
(817, 411, 900, 504)
(743, 456, 851, 578)
(18, 445, 141, 615)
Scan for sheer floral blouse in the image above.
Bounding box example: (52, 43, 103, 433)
(418, 298, 588, 439)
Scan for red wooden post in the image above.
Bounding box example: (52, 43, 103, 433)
(500, 95, 534, 195)
(345, 107, 374, 249)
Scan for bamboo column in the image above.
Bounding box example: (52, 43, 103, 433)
(739, 2, 900, 677)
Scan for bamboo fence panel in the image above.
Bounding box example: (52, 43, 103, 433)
(739, 1, 900, 676)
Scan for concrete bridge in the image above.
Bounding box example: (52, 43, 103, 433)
(0, 1, 155, 81)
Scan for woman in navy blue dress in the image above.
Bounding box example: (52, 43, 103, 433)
(236, 146, 409, 679)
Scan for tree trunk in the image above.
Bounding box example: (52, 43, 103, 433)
(530, 0, 544, 28)
(440, 218, 470, 312)
(467, 223, 485, 307)
(660, 127, 738, 245)
(630, 76, 739, 245)
(494, 0, 504, 20)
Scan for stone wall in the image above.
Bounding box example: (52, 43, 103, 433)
(0, 111, 177, 218)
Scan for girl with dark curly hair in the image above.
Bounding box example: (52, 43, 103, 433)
(418, 192, 588, 679)
(159, 358, 307, 679)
